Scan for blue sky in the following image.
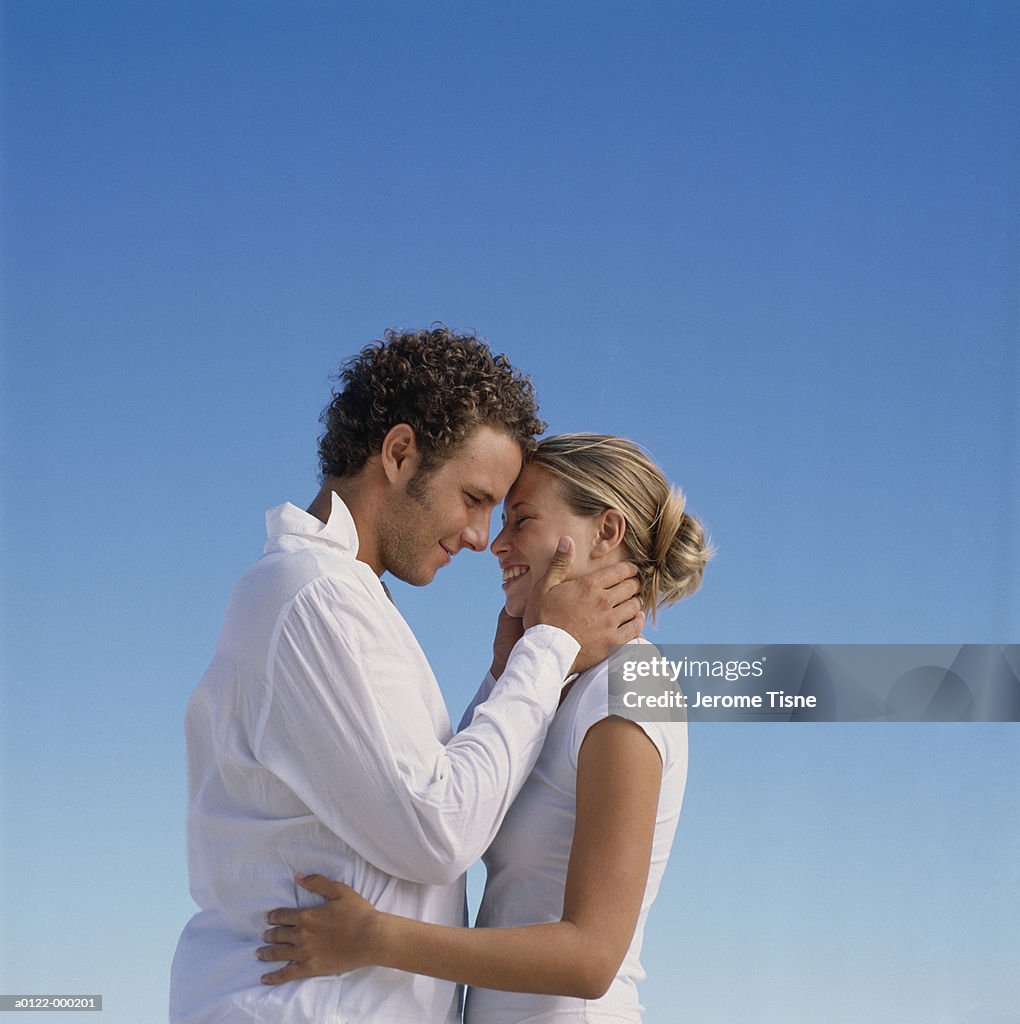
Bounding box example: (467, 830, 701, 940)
(2, 2, 1018, 1022)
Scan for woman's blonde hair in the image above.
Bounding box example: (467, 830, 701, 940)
(527, 434, 713, 622)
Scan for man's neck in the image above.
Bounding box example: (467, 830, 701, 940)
(306, 480, 339, 525)
(307, 477, 385, 577)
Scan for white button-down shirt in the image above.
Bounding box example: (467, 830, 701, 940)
(170, 493, 579, 1023)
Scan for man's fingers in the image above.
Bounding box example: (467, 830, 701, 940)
(525, 556, 645, 646)
(571, 576, 640, 616)
(610, 595, 644, 626)
(584, 559, 639, 589)
(615, 609, 645, 644)
(537, 537, 574, 591)
(605, 574, 642, 608)
(523, 538, 577, 629)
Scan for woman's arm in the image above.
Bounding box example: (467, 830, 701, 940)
(258, 715, 663, 999)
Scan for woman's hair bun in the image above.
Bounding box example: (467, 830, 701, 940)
(649, 487, 713, 612)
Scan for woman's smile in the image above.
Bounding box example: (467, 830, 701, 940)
(501, 564, 530, 589)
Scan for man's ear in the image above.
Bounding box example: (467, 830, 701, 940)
(591, 509, 626, 558)
(379, 423, 421, 484)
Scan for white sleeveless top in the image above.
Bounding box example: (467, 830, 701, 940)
(460, 648, 687, 1023)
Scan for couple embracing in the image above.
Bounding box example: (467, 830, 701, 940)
(170, 327, 711, 1023)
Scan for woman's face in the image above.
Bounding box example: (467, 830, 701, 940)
(490, 464, 600, 617)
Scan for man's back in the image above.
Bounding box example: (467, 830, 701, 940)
(171, 493, 580, 1021)
(172, 495, 467, 1021)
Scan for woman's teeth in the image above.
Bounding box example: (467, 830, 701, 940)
(502, 566, 529, 583)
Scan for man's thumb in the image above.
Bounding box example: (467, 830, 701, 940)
(539, 536, 574, 589)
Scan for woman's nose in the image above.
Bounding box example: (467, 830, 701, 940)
(490, 523, 510, 556)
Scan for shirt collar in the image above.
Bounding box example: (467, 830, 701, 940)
(264, 490, 360, 556)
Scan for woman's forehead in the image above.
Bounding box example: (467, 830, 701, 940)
(504, 463, 562, 507)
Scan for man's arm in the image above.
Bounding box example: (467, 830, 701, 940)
(254, 577, 575, 886)
(254, 543, 642, 887)
(455, 609, 523, 734)
(257, 716, 664, 997)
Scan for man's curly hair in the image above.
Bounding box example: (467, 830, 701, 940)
(318, 326, 546, 480)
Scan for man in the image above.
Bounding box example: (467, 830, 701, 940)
(170, 327, 643, 1023)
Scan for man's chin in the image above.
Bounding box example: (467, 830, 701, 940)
(389, 564, 438, 588)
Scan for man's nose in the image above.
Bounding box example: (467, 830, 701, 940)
(462, 510, 491, 552)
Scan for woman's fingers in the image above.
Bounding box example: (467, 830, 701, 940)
(261, 924, 296, 946)
(296, 873, 351, 900)
(261, 960, 316, 986)
(258, 875, 377, 983)
(265, 906, 300, 927)
(255, 943, 293, 963)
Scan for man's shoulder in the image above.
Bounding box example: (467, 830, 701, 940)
(233, 545, 373, 615)
(202, 547, 392, 694)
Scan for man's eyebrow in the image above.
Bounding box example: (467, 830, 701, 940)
(470, 488, 498, 504)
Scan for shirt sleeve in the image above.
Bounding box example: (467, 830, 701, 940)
(457, 671, 497, 733)
(252, 575, 579, 886)
(569, 660, 672, 770)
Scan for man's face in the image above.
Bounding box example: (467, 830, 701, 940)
(379, 425, 524, 586)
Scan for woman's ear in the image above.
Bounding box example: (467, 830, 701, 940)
(379, 423, 421, 484)
(591, 509, 626, 558)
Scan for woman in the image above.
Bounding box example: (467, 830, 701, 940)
(257, 434, 712, 1022)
